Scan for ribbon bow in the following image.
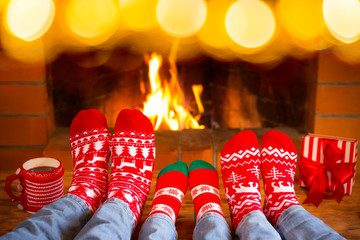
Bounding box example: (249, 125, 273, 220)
(298, 140, 354, 207)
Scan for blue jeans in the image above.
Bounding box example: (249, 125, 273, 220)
(1, 195, 344, 240)
(1, 194, 135, 240)
(140, 205, 345, 240)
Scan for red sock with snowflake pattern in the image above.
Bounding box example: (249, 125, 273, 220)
(68, 109, 111, 213)
(148, 161, 188, 223)
(220, 130, 262, 229)
(107, 109, 155, 226)
(189, 160, 224, 223)
(261, 130, 299, 226)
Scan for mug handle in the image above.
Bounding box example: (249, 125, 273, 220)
(5, 174, 25, 202)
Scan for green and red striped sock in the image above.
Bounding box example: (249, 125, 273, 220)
(189, 160, 224, 223)
(148, 161, 188, 223)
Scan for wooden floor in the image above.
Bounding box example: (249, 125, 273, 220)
(1, 169, 359, 239)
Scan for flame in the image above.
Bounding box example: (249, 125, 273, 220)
(142, 53, 204, 130)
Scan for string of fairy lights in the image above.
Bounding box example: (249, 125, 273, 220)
(1, 0, 360, 64)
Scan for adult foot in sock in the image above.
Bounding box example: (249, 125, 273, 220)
(68, 109, 111, 213)
(261, 130, 299, 226)
(220, 130, 262, 229)
(189, 160, 224, 223)
(148, 161, 188, 223)
(107, 109, 155, 226)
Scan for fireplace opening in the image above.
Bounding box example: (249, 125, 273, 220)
(49, 47, 316, 133)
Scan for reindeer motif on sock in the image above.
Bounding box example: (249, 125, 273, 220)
(107, 109, 155, 226)
(221, 130, 263, 229)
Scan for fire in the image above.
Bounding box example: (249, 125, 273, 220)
(141, 53, 204, 130)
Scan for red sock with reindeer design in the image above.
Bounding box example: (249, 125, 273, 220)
(68, 109, 111, 214)
(189, 160, 224, 224)
(107, 109, 155, 226)
(220, 130, 262, 229)
(261, 130, 299, 226)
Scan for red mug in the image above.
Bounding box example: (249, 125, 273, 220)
(5, 157, 64, 213)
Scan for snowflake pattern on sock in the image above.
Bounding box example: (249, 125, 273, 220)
(261, 130, 299, 226)
(221, 130, 262, 229)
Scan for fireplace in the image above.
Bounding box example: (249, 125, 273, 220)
(49, 47, 316, 131)
(0, 48, 359, 171)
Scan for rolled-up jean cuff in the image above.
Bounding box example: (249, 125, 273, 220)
(105, 198, 135, 230)
(238, 210, 265, 227)
(276, 204, 303, 228)
(196, 212, 226, 227)
(139, 213, 177, 240)
(64, 194, 92, 219)
(147, 213, 176, 234)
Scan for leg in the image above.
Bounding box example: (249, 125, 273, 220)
(276, 205, 345, 240)
(139, 161, 188, 240)
(139, 214, 177, 240)
(1, 194, 91, 240)
(190, 160, 231, 240)
(220, 130, 263, 229)
(236, 210, 281, 240)
(74, 198, 135, 240)
(67, 109, 111, 213)
(193, 212, 231, 240)
(261, 130, 299, 226)
(107, 109, 155, 226)
(221, 130, 279, 239)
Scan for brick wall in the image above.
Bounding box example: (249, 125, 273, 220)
(315, 52, 360, 141)
(0, 52, 54, 170)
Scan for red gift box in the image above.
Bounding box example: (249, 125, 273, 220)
(298, 134, 357, 207)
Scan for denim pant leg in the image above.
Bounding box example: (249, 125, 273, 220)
(139, 213, 177, 240)
(236, 210, 281, 240)
(276, 205, 345, 240)
(1, 194, 91, 240)
(193, 212, 232, 240)
(74, 198, 135, 240)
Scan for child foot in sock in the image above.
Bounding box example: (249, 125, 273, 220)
(220, 130, 262, 229)
(189, 160, 224, 223)
(148, 161, 188, 223)
(107, 109, 155, 226)
(68, 109, 111, 213)
(261, 130, 299, 226)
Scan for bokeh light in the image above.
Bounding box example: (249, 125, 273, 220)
(278, 0, 324, 42)
(5, 0, 55, 41)
(65, 0, 119, 45)
(225, 0, 276, 49)
(156, 0, 207, 37)
(118, 0, 157, 31)
(323, 0, 360, 44)
(197, 0, 233, 50)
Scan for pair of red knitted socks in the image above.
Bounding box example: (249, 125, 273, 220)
(221, 130, 299, 228)
(68, 109, 155, 226)
(148, 160, 224, 225)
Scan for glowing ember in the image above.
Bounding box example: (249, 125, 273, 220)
(141, 53, 204, 130)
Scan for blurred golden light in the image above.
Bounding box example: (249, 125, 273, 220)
(5, 0, 55, 41)
(323, 0, 360, 44)
(119, 0, 157, 31)
(66, 0, 119, 44)
(156, 0, 207, 37)
(197, 0, 233, 49)
(278, 0, 324, 41)
(225, 0, 276, 48)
